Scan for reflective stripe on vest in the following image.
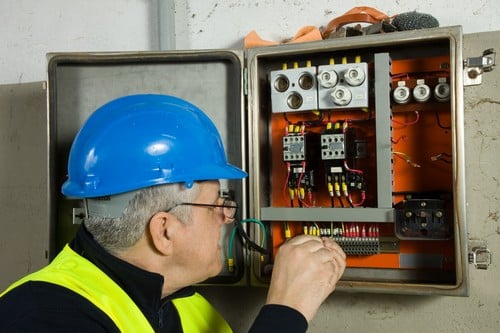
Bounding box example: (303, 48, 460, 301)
(1, 245, 233, 333)
(172, 293, 233, 333)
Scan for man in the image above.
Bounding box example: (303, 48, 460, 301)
(0, 94, 346, 332)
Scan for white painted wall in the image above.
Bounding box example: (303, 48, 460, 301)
(1, 1, 499, 332)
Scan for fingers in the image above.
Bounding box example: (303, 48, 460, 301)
(280, 235, 346, 275)
(283, 235, 346, 263)
(322, 237, 346, 259)
(322, 237, 347, 274)
(284, 234, 323, 246)
(281, 235, 327, 257)
(267, 234, 347, 322)
(277, 234, 346, 273)
(321, 237, 347, 278)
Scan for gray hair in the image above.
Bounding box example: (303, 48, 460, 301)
(84, 182, 200, 254)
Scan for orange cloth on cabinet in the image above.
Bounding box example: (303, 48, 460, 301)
(244, 26, 322, 48)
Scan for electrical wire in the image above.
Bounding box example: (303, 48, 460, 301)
(296, 161, 311, 207)
(304, 111, 324, 126)
(431, 152, 452, 164)
(435, 110, 451, 129)
(227, 218, 269, 267)
(343, 160, 364, 174)
(283, 162, 292, 205)
(391, 135, 408, 144)
(284, 221, 291, 239)
(338, 195, 345, 208)
(348, 191, 366, 207)
(392, 110, 420, 126)
(393, 151, 421, 167)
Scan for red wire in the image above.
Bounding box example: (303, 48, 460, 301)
(349, 191, 366, 207)
(392, 111, 420, 126)
(391, 135, 408, 144)
(283, 162, 291, 204)
(344, 160, 363, 174)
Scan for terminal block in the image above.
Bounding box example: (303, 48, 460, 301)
(335, 237, 380, 256)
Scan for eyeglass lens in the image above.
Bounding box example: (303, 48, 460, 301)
(223, 200, 237, 219)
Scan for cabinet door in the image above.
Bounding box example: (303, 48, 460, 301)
(47, 51, 247, 285)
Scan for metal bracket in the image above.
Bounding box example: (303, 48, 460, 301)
(468, 239, 491, 270)
(72, 207, 85, 225)
(463, 48, 496, 86)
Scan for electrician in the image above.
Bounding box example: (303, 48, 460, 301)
(0, 94, 346, 332)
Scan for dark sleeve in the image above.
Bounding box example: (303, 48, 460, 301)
(0, 281, 119, 333)
(248, 304, 308, 333)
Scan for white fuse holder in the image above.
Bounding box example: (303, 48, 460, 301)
(413, 79, 431, 103)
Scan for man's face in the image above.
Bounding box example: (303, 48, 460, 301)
(172, 180, 228, 283)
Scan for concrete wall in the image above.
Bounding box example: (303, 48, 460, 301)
(2, 0, 500, 84)
(174, 0, 500, 49)
(0, 0, 159, 84)
(1, 0, 499, 332)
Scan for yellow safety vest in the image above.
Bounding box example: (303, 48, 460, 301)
(1, 245, 232, 333)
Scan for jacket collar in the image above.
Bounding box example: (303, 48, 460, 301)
(70, 225, 195, 328)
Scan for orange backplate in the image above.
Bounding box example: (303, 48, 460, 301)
(265, 55, 455, 270)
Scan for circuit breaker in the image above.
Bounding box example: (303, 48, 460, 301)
(46, 26, 488, 295)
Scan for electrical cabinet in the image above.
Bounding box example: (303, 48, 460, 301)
(44, 26, 493, 295)
(247, 26, 467, 295)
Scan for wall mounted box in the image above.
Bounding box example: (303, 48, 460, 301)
(246, 26, 476, 296)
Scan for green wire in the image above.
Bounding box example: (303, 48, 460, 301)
(228, 218, 267, 260)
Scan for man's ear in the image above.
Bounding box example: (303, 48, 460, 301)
(148, 212, 175, 256)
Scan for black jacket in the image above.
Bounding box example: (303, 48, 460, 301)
(0, 225, 307, 332)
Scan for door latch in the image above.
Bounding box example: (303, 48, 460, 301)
(463, 48, 496, 86)
(468, 240, 491, 270)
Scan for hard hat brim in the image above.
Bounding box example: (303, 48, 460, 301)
(62, 162, 247, 198)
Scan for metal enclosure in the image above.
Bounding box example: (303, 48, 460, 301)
(246, 26, 468, 295)
(46, 51, 248, 284)
(44, 26, 470, 295)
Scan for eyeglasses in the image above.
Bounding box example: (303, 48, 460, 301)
(174, 199, 238, 221)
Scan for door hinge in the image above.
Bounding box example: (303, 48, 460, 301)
(243, 67, 248, 96)
(468, 239, 491, 270)
(463, 48, 496, 86)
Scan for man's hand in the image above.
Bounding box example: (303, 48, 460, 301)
(266, 235, 346, 322)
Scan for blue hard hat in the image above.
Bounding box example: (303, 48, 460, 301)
(62, 94, 247, 198)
